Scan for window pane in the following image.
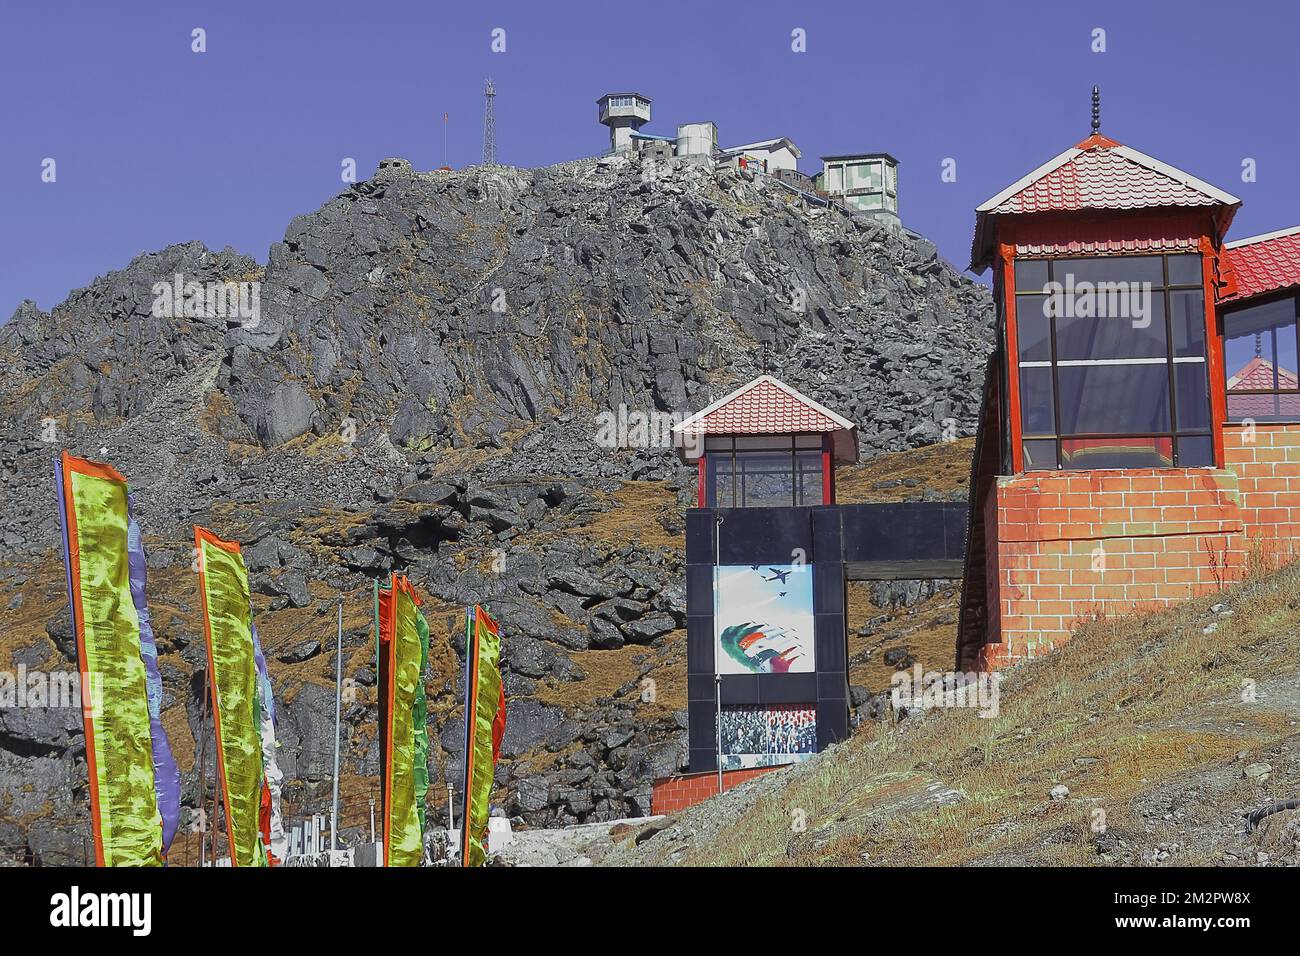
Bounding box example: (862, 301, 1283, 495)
(794, 434, 823, 448)
(1167, 254, 1202, 286)
(1060, 436, 1173, 469)
(736, 452, 794, 507)
(1058, 364, 1170, 434)
(705, 436, 734, 450)
(1055, 295, 1166, 360)
(1052, 255, 1165, 287)
(1014, 260, 1050, 293)
(1227, 392, 1300, 422)
(1016, 304, 1052, 362)
(735, 435, 793, 450)
(847, 163, 881, 189)
(1019, 366, 1056, 436)
(1224, 298, 1299, 394)
(710, 454, 734, 507)
(795, 451, 824, 505)
(1022, 439, 1058, 470)
(1176, 435, 1215, 467)
(1175, 362, 1211, 432)
(1170, 290, 1206, 358)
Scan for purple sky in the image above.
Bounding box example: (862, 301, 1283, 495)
(2, 0, 1297, 319)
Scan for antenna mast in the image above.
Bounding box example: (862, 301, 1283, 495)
(482, 78, 497, 166)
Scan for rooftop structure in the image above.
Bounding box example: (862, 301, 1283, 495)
(673, 374, 858, 465)
(593, 90, 893, 219)
(719, 137, 802, 174)
(1223, 226, 1300, 302)
(597, 92, 652, 153)
(818, 153, 900, 221)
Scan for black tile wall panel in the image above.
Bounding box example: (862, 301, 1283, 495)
(716, 507, 813, 565)
(814, 562, 845, 614)
(686, 615, 714, 675)
(687, 674, 716, 703)
(757, 672, 818, 705)
(688, 709, 717, 752)
(685, 509, 717, 564)
(685, 564, 715, 616)
(814, 614, 847, 672)
(718, 673, 759, 705)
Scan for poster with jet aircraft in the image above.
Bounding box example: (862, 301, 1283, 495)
(714, 563, 815, 675)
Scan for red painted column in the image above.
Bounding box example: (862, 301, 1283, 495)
(1001, 240, 1024, 474)
(1201, 236, 1228, 468)
(822, 437, 833, 504)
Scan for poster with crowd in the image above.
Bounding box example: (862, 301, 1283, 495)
(714, 564, 815, 674)
(719, 704, 818, 770)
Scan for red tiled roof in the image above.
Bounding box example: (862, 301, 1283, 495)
(673, 375, 859, 461)
(970, 134, 1239, 272)
(1011, 215, 1201, 259)
(988, 137, 1226, 216)
(1223, 227, 1300, 302)
(678, 378, 844, 434)
(1227, 356, 1299, 391)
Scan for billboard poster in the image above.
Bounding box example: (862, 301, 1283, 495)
(720, 704, 817, 770)
(714, 564, 815, 674)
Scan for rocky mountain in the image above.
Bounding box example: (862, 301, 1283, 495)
(0, 151, 992, 864)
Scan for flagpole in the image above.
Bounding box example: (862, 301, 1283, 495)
(331, 601, 343, 852)
(196, 674, 210, 867)
(460, 606, 474, 867)
(714, 514, 725, 797)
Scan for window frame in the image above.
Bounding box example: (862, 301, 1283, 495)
(705, 434, 828, 508)
(1011, 252, 1214, 470)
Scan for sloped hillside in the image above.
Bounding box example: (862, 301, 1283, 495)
(605, 561, 1300, 867)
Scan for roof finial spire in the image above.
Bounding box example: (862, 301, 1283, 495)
(1091, 85, 1101, 135)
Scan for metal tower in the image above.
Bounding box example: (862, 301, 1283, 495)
(482, 78, 496, 166)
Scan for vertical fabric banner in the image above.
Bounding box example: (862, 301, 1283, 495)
(251, 623, 286, 864)
(460, 605, 506, 867)
(378, 574, 430, 867)
(56, 452, 173, 866)
(195, 527, 268, 867)
(125, 500, 181, 858)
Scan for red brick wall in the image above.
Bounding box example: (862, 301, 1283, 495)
(651, 766, 782, 815)
(982, 467, 1250, 671)
(1224, 423, 1300, 558)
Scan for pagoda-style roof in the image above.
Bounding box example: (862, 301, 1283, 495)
(1223, 226, 1300, 303)
(672, 374, 859, 462)
(971, 133, 1240, 271)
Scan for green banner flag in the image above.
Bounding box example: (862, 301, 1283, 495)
(57, 453, 162, 866)
(195, 527, 268, 867)
(461, 605, 505, 867)
(378, 574, 430, 866)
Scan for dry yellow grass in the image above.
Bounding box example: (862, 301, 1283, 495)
(0, 555, 67, 670)
(568, 480, 683, 553)
(533, 631, 687, 715)
(836, 437, 974, 503)
(846, 583, 961, 692)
